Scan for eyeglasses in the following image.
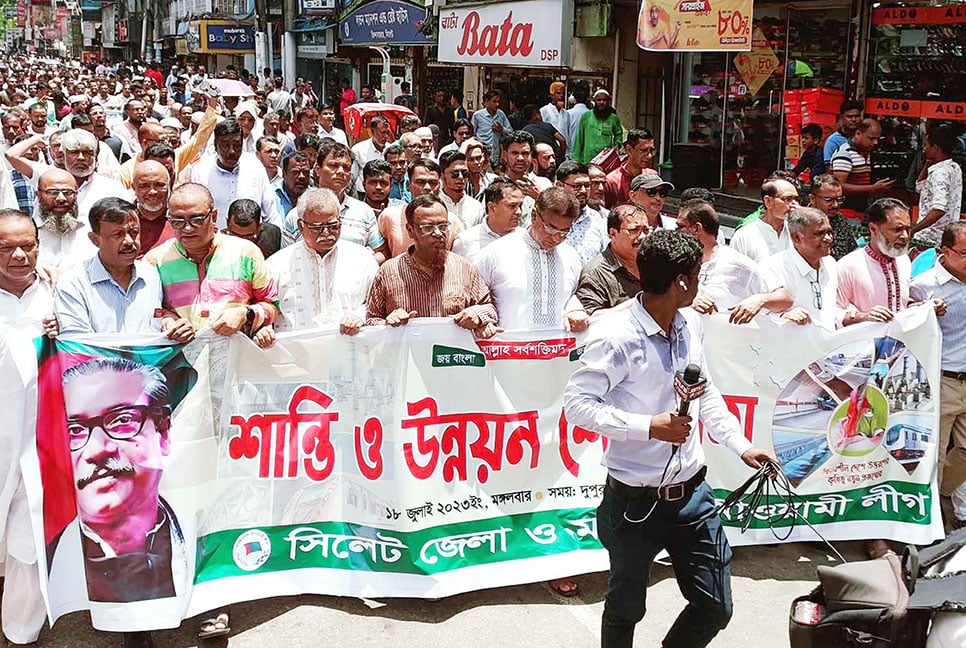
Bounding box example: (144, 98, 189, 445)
(644, 187, 670, 198)
(41, 188, 77, 198)
(415, 222, 449, 235)
(168, 210, 212, 230)
(563, 181, 591, 191)
(589, 179, 607, 188)
(67, 404, 168, 452)
(621, 226, 648, 238)
(812, 194, 846, 207)
(299, 218, 342, 234)
(537, 213, 571, 238)
(810, 272, 823, 310)
(449, 170, 470, 179)
(634, 147, 657, 155)
(944, 247, 966, 259)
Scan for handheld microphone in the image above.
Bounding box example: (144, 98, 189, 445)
(677, 363, 703, 417)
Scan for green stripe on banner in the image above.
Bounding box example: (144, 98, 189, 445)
(194, 507, 600, 583)
(714, 481, 933, 529)
(431, 345, 486, 367)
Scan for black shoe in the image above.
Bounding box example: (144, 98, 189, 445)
(122, 632, 155, 648)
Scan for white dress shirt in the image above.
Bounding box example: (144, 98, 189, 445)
(0, 271, 54, 333)
(697, 244, 765, 311)
(564, 301, 753, 486)
(76, 173, 130, 225)
(729, 217, 792, 263)
(190, 153, 281, 229)
(440, 190, 486, 228)
(539, 103, 570, 138)
(318, 126, 349, 147)
(760, 248, 840, 330)
(351, 137, 387, 194)
(474, 229, 583, 330)
(267, 239, 378, 332)
(452, 220, 513, 263)
(35, 219, 97, 271)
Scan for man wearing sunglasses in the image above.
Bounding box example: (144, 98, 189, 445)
(439, 150, 485, 229)
(808, 174, 859, 261)
(366, 194, 498, 337)
(144, 183, 278, 346)
(628, 170, 676, 232)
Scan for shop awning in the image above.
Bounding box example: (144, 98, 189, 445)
(289, 20, 337, 33)
(81, 0, 103, 19)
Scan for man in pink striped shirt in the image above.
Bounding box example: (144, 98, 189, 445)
(366, 194, 498, 337)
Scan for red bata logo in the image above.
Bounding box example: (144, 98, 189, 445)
(456, 10, 534, 58)
(678, 0, 711, 14)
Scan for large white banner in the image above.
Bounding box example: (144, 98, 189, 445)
(436, 0, 574, 68)
(23, 307, 943, 631)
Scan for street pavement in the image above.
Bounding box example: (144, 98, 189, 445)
(22, 540, 866, 648)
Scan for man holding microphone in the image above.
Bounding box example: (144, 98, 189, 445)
(564, 229, 774, 648)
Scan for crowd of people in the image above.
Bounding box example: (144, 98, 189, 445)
(0, 56, 964, 648)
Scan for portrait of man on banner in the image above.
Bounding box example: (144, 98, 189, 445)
(637, 0, 681, 50)
(54, 357, 190, 603)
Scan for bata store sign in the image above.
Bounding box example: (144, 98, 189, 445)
(437, 0, 574, 68)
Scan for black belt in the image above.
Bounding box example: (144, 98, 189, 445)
(606, 466, 707, 503)
(943, 370, 966, 381)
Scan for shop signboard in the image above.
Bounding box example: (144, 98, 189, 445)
(339, 0, 434, 46)
(437, 0, 574, 68)
(204, 22, 256, 52)
(732, 26, 777, 95)
(872, 5, 966, 26)
(637, 0, 754, 52)
(300, 0, 336, 18)
(865, 98, 966, 123)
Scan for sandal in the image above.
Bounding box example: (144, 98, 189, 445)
(198, 613, 231, 639)
(548, 578, 580, 597)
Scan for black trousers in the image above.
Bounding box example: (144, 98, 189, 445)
(597, 480, 734, 648)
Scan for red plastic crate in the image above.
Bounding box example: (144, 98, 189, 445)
(802, 111, 838, 125)
(801, 87, 845, 114)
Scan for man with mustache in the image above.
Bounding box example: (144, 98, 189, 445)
(54, 197, 193, 341)
(34, 168, 96, 270)
(366, 194, 498, 338)
(576, 204, 649, 315)
(132, 160, 175, 256)
(438, 150, 484, 228)
(264, 188, 378, 340)
(60, 357, 188, 647)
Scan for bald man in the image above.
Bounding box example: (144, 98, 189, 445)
(116, 93, 221, 189)
(132, 160, 175, 256)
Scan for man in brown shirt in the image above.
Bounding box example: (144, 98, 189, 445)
(366, 194, 499, 338)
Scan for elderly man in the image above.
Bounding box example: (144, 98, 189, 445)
(131, 160, 175, 256)
(378, 158, 463, 258)
(190, 119, 280, 230)
(628, 170, 675, 232)
(0, 209, 58, 648)
(675, 199, 791, 323)
(225, 198, 282, 260)
(476, 187, 589, 335)
(144, 183, 278, 339)
(556, 160, 607, 263)
(911, 222, 966, 530)
(730, 176, 799, 263)
(58, 128, 129, 224)
(265, 188, 378, 338)
(453, 179, 524, 262)
(275, 151, 312, 220)
(414, 126, 436, 159)
(366, 194, 498, 337)
(576, 204, 646, 314)
(838, 197, 915, 327)
(759, 206, 840, 330)
(111, 98, 148, 156)
(439, 150, 485, 228)
(572, 89, 623, 165)
(282, 140, 388, 261)
(352, 115, 393, 194)
(808, 174, 859, 260)
(605, 129, 656, 208)
(235, 101, 262, 152)
(34, 168, 96, 269)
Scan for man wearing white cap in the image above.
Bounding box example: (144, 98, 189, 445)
(60, 94, 90, 130)
(572, 88, 624, 165)
(159, 117, 185, 149)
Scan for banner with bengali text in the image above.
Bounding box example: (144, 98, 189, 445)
(637, 0, 754, 52)
(22, 307, 943, 631)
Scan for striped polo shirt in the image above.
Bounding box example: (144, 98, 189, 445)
(831, 141, 872, 211)
(144, 233, 278, 331)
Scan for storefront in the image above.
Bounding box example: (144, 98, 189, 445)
(185, 20, 257, 73)
(666, 0, 858, 196)
(337, 0, 436, 105)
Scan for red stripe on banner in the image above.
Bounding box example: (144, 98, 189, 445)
(475, 338, 576, 360)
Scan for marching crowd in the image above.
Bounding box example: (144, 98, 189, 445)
(0, 56, 965, 647)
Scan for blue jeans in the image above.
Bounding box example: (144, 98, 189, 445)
(597, 479, 733, 648)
